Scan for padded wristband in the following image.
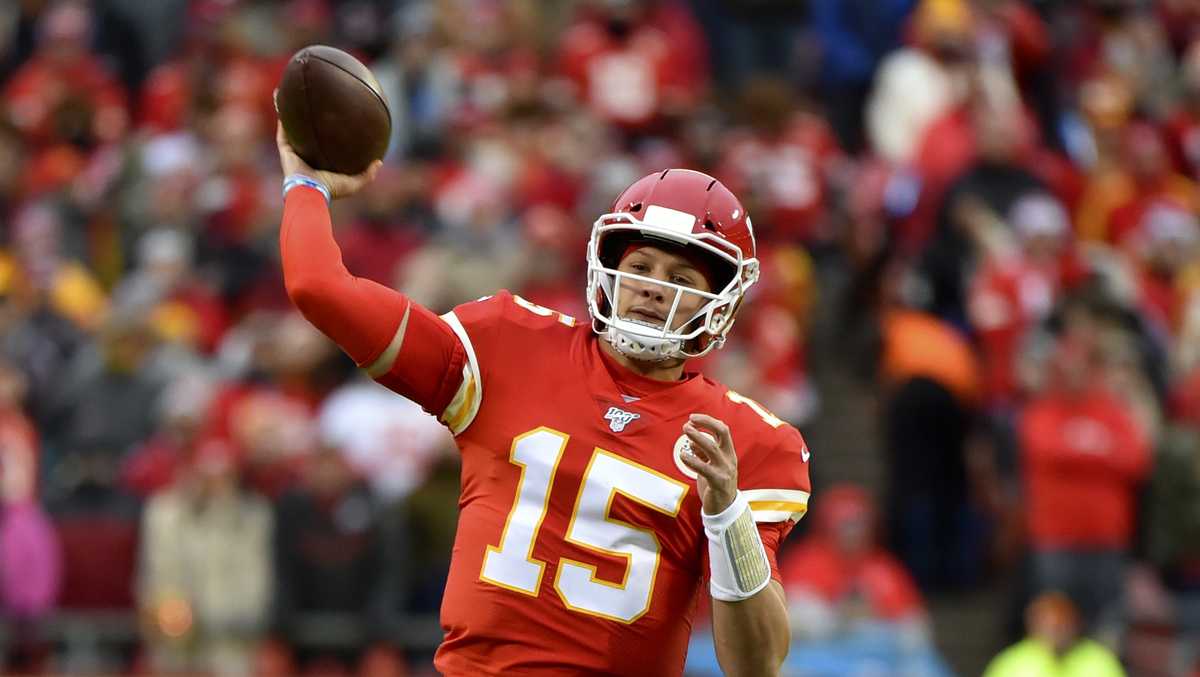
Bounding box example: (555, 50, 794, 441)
(283, 174, 331, 205)
(702, 491, 771, 601)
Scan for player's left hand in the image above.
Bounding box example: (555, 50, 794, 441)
(680, 413, 738, 515)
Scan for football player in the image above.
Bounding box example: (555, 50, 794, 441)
(276, 123, 811, 676)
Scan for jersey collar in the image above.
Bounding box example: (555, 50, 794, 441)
(584, 331, 713, 420)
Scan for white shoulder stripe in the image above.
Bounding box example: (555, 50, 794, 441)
(750, 508, 808, 523)
(440, 363, 477, 434)
(439, 310, 483, 435)
(742, 489, 811, 504)
(365, 304, 411, 378)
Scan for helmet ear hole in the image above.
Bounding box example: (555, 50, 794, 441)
(708, 308, 728, 332)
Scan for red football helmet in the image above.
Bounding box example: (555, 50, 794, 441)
(586, 168, 760, 360)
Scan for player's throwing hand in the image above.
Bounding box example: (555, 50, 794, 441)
(275, 118, 380, 200)
(680, 413, 738, 515)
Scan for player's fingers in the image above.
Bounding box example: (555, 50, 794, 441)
(688, 414, 734, 459)
(681, 433, 710, 464)
(690, 413, 732, 449)
(678, 445, 718, 481)
(363, 159, 382, 182)
(683, 423, 720, 464)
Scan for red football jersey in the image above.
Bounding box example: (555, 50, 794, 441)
(386, 291, 811, 676)
(279, 188, 810, 674)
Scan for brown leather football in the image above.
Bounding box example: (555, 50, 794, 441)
(275, 45, 391, 175)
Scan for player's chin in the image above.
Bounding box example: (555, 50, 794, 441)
(631, 354, 686, 370)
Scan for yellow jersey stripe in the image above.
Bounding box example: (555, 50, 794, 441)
(442, 368, 478, 434)
(742, 489, 811, 504)
(748, 500, 809, 514)
(749, 505, 808, 523)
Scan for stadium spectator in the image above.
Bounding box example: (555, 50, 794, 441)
(0, 357, 59, 620)
(709, 245, 818, 426)
(983, 591, 1125, 677)
(808, 0, 916, 152)
(388, 450, 461, 618)
(782, 484, 927, 635)
(44, 310, 161, 493)
(317, 375, 454, 504)
(0, 357, 59, 674)
(120, 370, 217, 499)
(1019, 314, 1152, 639)
(272, 444, 390, 674)
(1127, 201, 1200, 339)
(716, 77, 844, 245)
(687, 483, 951, 677)
(1165, 40, 1200, 181)
(112, 228, 228, 356)
(556, 0, 708, 134)
(1060, 0, 1176, 120)
(2, 0, 128, 151)
(866, 0, 974, 165)
(968, 192, 1075, 409)
(877, 265, 983, 590)
(138, 437, 273, 676)
(919, 101, 1049, 320)
(1076, 122, 1199, 246)
(2, 200, 107, 332)
(370, 3, 461, 162)
(1143, 422, 1200, 673)
(205, 312, 330, 499)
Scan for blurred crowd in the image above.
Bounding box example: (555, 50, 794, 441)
(1, 0, 1200, 675)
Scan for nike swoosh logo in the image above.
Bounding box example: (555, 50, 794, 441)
(801, 446, 810, 463)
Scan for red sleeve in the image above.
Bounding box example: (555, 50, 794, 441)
(738, 423, 813, 524)
(758, 521, 794, 585)
(730, 420, 812, 586)
(280, 186, 464, 415)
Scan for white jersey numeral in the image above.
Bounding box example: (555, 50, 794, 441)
(513, 294, 575, 326)
(480, 428, 568, 595)
(555, 450, 688, 622)
(726, 390, 785, 428)
(479, 428, 689, 623)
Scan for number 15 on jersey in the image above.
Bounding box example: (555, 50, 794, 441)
(479, 427, 689, 623)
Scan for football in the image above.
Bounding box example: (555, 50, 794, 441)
(275, 45, 391, 175)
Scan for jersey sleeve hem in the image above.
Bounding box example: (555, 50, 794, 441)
(742, 489, 810, 523)
(439, 310, 484, 435)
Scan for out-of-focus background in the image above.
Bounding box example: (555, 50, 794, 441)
(0, 0, 1198, 675)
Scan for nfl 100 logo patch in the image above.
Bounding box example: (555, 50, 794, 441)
(603, 406, 640, 433)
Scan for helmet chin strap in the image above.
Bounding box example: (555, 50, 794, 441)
(604, 317, 683, 362)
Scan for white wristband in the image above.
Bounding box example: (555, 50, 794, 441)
(702, 490, 771, 601)
(283, 174, 331, 204)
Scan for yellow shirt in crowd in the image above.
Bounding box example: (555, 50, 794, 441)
(983, 638, 1125, 677)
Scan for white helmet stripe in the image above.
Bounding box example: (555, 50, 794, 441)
(641, 204, 697, 233)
